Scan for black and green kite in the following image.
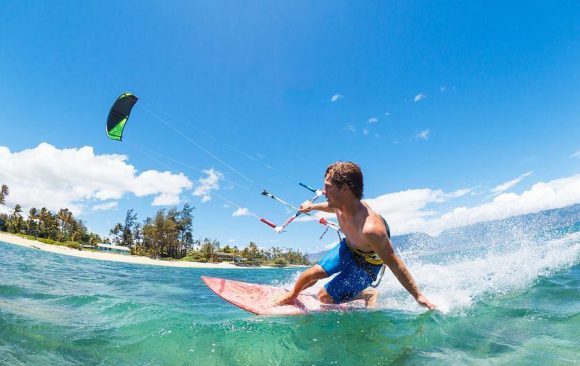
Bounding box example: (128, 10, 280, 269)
(106, 92, 139, 141)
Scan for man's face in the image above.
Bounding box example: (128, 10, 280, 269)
(323, 176, 342, 207)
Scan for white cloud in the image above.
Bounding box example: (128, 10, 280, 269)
(0, 143, 192, 214)
(440, 86, 447, 92)
(346, 124, 356, 133)
(416, 129, 430, 140)
(331, 93, 343, 102)
(414, 93, 427, 102)
(232, 207, 251, 217)
(295, 172, 580, 238)
(491, 171, 533, 195)
(299, 187, 468, 228)
(193, 168, 223, 203)
(443, 188, 472, 199)
(92, 201, 118, 212)
(365, 188, 463, 234)
(363, 128, 369, 136)
(570, 150, 580, 158)
(152, 193, 181, 206)
(366, 174, 580, 236)
(368, 117, 379, 124)
(422, 174, 580, 235)
(134, 170, 192, 205)
(307, 174, 564, 235)
(384, 112, 391, 117)
(0, 205, 10, 215)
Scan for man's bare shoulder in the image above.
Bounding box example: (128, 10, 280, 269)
(362, 212, 387, 239)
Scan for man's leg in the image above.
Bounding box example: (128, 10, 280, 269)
(317, 281, 378, 307)
(319, 267, 380, 307)
(355, 288, 379, 308)
(275, 264, 328, 305)
(317, 287, 334, 304)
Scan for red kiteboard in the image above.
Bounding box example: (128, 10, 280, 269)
(201, 276, 366, 315)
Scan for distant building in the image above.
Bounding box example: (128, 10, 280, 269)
(213, 251, 242, 262)
(96, 243, 131, 255)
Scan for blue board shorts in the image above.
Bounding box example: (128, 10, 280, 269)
(318, 239, 383, 303)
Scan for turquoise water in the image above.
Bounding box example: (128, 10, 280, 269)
(1, 224, 579, 365)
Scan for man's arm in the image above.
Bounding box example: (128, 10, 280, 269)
(299, 201, 336, 213)
(367, 230, 436, 310)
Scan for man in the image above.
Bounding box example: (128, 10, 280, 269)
(276, 161, 436, 309)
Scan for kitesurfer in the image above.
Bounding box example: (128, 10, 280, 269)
(275, 161, 436, 309)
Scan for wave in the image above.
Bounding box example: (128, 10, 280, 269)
(380, 231, 580, 313)
(289, 229, 580, 314)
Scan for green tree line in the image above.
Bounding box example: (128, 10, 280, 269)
(0, 184, 104, 248)
(1, 183, 310, 266)
(182, 239, 309, 266)
(109, 205, 195, 259)
(108, 204, 309, 266)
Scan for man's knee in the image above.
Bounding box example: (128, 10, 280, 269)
(361, 288, 378, 299)
(359, 288, 379, 308)
(317, 287, 334, 304)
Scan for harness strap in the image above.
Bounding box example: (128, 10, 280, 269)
(370, 265, 386, 288)
(347, 244, 384, 265)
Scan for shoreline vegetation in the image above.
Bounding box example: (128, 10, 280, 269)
(0, 184, 310, 269)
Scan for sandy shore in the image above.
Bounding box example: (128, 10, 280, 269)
(0, 232, 273, 269)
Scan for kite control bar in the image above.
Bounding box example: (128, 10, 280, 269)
(259, 183, 340, 236)
(260, 218, 277, 229)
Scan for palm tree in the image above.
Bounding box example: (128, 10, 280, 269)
(200, 238, 217, 262)
(57, 208, 73, 241)
(38, 207, 49, 237)
(8, 204, 23, 233)
(28, 207, 38, 219)
(13, 204, 22, 216)
(69, 218, 86, 243)
(110, 223, 123, 245)
(27, 207, 39, 237)
(248, 242, 259, 263)
(65, 210, 74, 240)
(88, 233, 100, 246)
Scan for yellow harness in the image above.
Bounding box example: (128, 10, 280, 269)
(345, 242, 384, 265)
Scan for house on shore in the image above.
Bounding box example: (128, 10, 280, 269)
(95, 243, 131, 255)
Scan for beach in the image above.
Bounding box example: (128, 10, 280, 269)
(0, 232, 253, 269)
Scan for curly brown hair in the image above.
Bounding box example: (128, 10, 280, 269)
(325, 161, 364, 199)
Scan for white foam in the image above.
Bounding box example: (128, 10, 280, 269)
(282, 232, 580, 314)
(376, 232, 580, 313)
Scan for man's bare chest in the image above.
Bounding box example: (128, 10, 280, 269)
(337, 216, 372, 252)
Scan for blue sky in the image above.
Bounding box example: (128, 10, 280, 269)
(1, 1, 579, 252)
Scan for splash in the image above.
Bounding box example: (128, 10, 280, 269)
(281, 221, 580, 314)
(378, 231, 580, 313)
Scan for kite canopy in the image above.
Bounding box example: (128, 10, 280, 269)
(106, 92, 139, 141)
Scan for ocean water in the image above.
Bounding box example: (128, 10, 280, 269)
(0, 220, 579, 365)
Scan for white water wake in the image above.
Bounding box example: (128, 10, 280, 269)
(283, 231, 580, 314)
(378, 231, 580, 313)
